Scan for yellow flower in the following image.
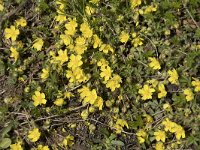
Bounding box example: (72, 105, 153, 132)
(55, 14, 66, 24)
(146, 79, 158, 88)
(144, 5, 157, 14)
(106, 74, 122, 92)
(37, 145, 49, 150)
(93, 34, 102, 48)
(63, 135, 74, 147)
(68, 54, 83, 69)
(80, 22, 93, 38)
(81, 109, 89, 119)
(4, 25, 20, 41)
(0, 3, 4, 11)
(162, 118, 185, 140)
(158, 84, 167, 98)
(163, 103, 172, 112)
(183, 88, 194, 101)
(54, 98, 64, 106)
(10, 47, 19, 62)
(75, 36, 86, 46)
(136, 129, 147, 144)
(148, 57, 161, 70)
(131, 37, 143, 47)
(28, 128, 41, 142)
(138, 84, 155, 100)
(99, 44, 114, 54)
(60, 34, 72, 46)
(66, 68, 87, 83)
(143, 114, 153, 124)
(56, 49, 68, 65)
(10, 141, 23, 150)
(84, 89, 97, 104)
(74, 45, 87, 55)
(162, 118, 176, 132)
(40, 68, 49, 80)
(130, 0, 142, 9)
(64, 92, 74, 99)
(174, 125, 185, 140)
(97, 59, 109, 70)
(168, 69, 179, 85)
(100, 66, 112, 81)
(93, 96, 104, 110)
(78, 86, 98, 105)
(15, 17, 27, 27)
(32, 38, 44, 51)
(115, 119, 129, 134)
(85, 6, 95, 16)
(32, 91, 47, 106)
(154, 130, 166, 142)
(119, 31, 129, 43)
(192, 78, 200, 92)
(155, 142, 164, 150)
(65, 18, 78, 36)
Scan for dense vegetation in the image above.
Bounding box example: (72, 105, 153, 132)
(0, 0, 200, 149)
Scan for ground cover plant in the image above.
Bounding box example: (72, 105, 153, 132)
(0, 0, 200, 149)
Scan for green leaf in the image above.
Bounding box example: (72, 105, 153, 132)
(0, 138, 11, 149)
(111, 140, 124, 146)
(0, 124, 12, 138)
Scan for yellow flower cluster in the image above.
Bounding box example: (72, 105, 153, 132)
(32, 38, 44, 51)
(162, 118, 185, 140)
(139, 81, 167, 100)
(55, 0, 66, 24)
(131, 36, 143, 48)
(99, 44, 114, 54)
(40, 68, 49, 80)
(53, 91, 73, 106)
(130, 0, 142, 9)
(154, 130, 166, 142)
(80, 22, 93, 38)
(85, 6, 95, 16)
(15, 17, 27, 27)
(183, 88, 194, 102)
(10, 47, 19, 62)
(4, 18, 27, 62)
(144, 4, 157, 14)
(168, 68, 179, 85)
(155, 142, 164, 150)
(136, 129, 147, 144)
(192, 77, 200, 92)
(78, 86, 103, 111)
(158, 83, 167, 99)
(37, 145, 49, 150)
(28, 128, 41, 142)
(148, 57, 161, 70)
(92, 34, 102, 48)
(114, 119, 129, 134)
(66, 54, 88, 84)
(63, 135, 74, 148)
(97, 59, 122, 91)
(50, 49, 68, 66)
(10, 141, 23, 150)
